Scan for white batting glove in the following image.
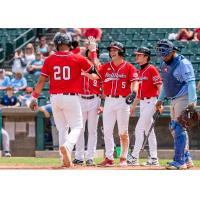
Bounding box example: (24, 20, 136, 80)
(88, 36, 97, 52)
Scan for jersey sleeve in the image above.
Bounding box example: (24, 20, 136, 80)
(151, 66, 162, 85)
(129, 64, 139, 82)
(41, 58, 50, 77)
(180, 60, 195, 82)
(78, 55, 93, 72)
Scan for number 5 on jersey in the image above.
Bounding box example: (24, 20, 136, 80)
(54, 66, 71, 80)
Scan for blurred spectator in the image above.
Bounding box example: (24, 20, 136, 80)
(176, 28, 194, 41)
(81, 28, 102, 42)
(0, 69, 10, 90)
(99, 52, 110, 64)
(1, 128, 11, 157)
(10, 72, 27, 92)
(24, 43, 35, 66)
(47, 41, 56, 56)
(0, 86, 20, 107)
(38, 104, 59, 150)
(37, 35, 48, 56)
(11, 49, 27, 74)
(193, 28, 200, 41)
(18, 87, 33, 107)
(26, 51, 44, 76)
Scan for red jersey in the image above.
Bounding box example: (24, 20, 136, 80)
(41, 51, 92, 94)
(137, 64, 162, 99)
(80, 75, 101, 95)
(98, 61, 138, 96)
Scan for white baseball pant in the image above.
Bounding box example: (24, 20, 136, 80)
(1, 128, 10, 152)
(75, 96, 101, 161)
(50, 94, 83, 153)
(132, 97, 158, 159)
(103, 97, 130, 160)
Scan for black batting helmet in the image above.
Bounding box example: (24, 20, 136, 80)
(107, 41, 125, 57)
(53, 32, 72, 50)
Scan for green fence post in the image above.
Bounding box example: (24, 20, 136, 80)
(36, 111, 45, 150)
(0, 111, 2, 151)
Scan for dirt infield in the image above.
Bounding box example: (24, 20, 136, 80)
(0, 164, 200, 170)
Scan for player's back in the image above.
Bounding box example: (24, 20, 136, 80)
(41, 51, 92, 94)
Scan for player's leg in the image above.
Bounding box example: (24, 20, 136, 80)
(98, 98, 116, 166)
(145, 98, 158, 164)
(51, 125, 59, 150)
(62, 95, 83, 152)
(173, 96, 192, 168)
(86, 97, 101, 165)
(74, 111, 87, 165)
(131, 100, 146, 160)
(117, 98, 130, 166)
(1, 128, 11, 157)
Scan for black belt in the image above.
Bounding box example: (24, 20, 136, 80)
(81, 95, 95, 99)
(140, 96, 158, 100)
(52, 93, 77, 95)
(106, 95, 126, 98)
(81, 94, 99, 99)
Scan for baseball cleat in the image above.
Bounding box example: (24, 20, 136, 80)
(142, 158, 160, 166)
(119, 157, 128, 167)
(4, 151, 11, 157)
(186, 161, 194, 169)
(60, 146, 73, 167)
(97, 158, 115, 167)
(166, 161, 187, 170)
(72, 159, 84, 165)
(86, 159, 96, 166)
(127, 154, 139, 166)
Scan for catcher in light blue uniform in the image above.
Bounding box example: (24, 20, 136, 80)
(155, 39, 197, 170)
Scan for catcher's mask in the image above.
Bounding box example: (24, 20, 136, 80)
(156, 39, 180, 58)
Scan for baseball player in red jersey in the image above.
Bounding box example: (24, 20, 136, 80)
(29, 32, 96, 167)
(83, 41, 139, 166)
(127, 47, 162, 166)
(73, 49, 102, 166)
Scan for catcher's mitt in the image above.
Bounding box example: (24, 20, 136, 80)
(177, 105, 200, 129)
(29, 98, 38, 111)
(125, 91, 136, 105)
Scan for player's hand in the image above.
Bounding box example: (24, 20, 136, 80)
(125, 91, 136, 105)
(88, 36, 97, 52)
(155, 100, 163, 113)
(29, 97, 38, 111)
(97, 106, 104, 115)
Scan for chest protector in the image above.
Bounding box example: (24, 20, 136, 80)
(160, 55, 186, 98)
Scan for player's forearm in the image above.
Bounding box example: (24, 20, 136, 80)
(131, 81, 139, 93)
(188, 80, 197, 104)
(156, 83, 162, 95)
(33, 75, 47, 98)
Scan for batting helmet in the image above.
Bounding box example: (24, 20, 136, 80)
(53, 32, 72, 50)
(107, 41, 126, 57)
(156, 39, 179, 57)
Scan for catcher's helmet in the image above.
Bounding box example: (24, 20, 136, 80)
(156, 39, 179, 57)
(53, 32, 72, 50)
(107, 41, 125, 57)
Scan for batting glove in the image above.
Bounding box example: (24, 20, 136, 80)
(88, 36, 97, 52)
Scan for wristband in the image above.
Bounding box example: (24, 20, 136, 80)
(33, 91, 40, 99)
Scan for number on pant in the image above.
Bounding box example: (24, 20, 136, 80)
(54, 66, 71, 80)
(93, 80, 97, 86)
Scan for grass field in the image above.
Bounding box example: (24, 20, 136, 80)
(1, 157, 200, 167)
